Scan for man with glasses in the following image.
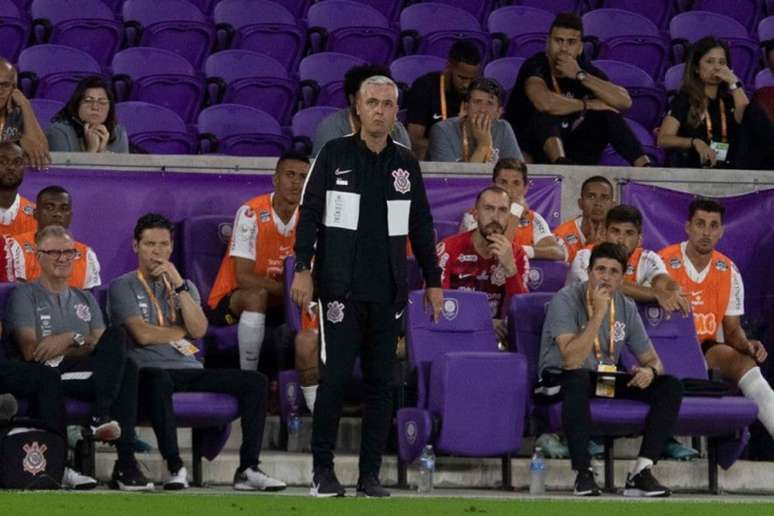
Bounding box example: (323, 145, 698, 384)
(0, 141, 37, 237)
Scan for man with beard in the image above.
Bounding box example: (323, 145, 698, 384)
(208, 151, 310, 371)
(554, 175, 614, 263)
(0, 142, 36, 237)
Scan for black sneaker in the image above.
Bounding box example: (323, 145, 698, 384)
(573, 469, 601, 496)
(90, 417, 121, 442)
(110, 461, 154, 492)
(356, 474, 390, 498)
(310, 468, 346, 498)
(623, 468, 671, 497)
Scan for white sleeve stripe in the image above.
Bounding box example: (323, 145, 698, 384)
(84, 247, 101, 289)
(229, 205, 258, 260)
(727, 266, 745, 316)
(532, 212, 553, 242)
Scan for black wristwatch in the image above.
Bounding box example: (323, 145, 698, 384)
(174, 282, 190, 294)
(72, 333, 86, 348)
(728, 80, 742, 91)
(294, 261, 310, 273)
(646, 365, 658, 378)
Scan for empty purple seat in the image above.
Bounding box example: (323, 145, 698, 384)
(525, 259, 569, 292)
(298, 52, 367, 108)
(487, 5, 553, 59)
(759, 15, 774, 44)
(291, 106, 338, 154)
(17, 45, 102, 101)
(397, 289, 528, 482)
(756, 68, 774, 89)
(663, 62, 685, 94)
(272, 0, 313, 18)
(598, 0, 674, 29)
(400, 3, 490, 61)
(122, 0, 215, 68)
(29, 98, 64, 131)
(213, 0, 305, 71)
(484, 57, 526, 101)
(593, 59, 667, 129)
(390, 54, 447, 93)
(516, 0, 582, 14)
(432, 0, 493, 25)
(692, 0, 762, 33)
(205, 50, 298, 125)
(115, 101, 198, 154)
(583, 8, 669, 80)
(187, 0, 218, 16)
(600, 117, 664, 166)
(112, 47, 205, 124)
(308, 1, 398, 64)
(198, 104, 290, 157)
(30, 0, 122, 68)
(346, 0, 403, 23)
(0, 0, 31, 63)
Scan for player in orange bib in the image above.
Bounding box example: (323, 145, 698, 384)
(12, 185, 100, 289)
(207, 151, 310, 372)
(0, 142, 36, 237)
(553, 175, 614, 263)
(659, 198, 774, 439)
(459, 158, 564, 261)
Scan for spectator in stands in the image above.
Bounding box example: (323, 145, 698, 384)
(0, 142, 37, 237)
(312, 65, 411, 156)
(5, 225, 153, 491)
(657, 37, 748, 169)
(459, 159, 563, 260)
(406, 39, 482, 159)
(0, 59, 51, 170)
(659, 199, 774, 441)
(540, 242, 682, 497)
(503, 13, 650, 167)
(207, 151, 310, 372)
(438, 185, 529, 341)
(554, 176, 614, 264)
(13, 185, 100, 289)
(46, 76, 129, 154)
(109, 213, 286, 491)
(428, 78, 522, 163)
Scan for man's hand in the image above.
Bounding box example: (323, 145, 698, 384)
(486, 233, 516, 276)
(555, 54, 581, 79)
(627, 365, 655, 390)
(590, 283, 611, 315)
(469, 113, 493, 148)
(291, 271, 313, 311)
(424, 287, 443, 323)
(655, 288, 691, 315)
(32, 337, 69, 363)
(150, 259, 185, 288)
(746, 340, 768, 363)
(11, 89, 51, 170)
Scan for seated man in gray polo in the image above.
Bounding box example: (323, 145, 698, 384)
(428, 77, 523, 163)
(108, 213, 286, 492)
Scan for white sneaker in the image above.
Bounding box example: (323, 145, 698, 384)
(62, 467, 97, 490)
(164, 466, 189, 491)
(233, 466, 287, 491)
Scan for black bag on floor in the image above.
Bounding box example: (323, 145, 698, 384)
(0, 418, 65, 489)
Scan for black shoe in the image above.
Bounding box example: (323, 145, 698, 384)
(90, 416, 121, 442)
(310, 468, 346, 498)
(356, 474, 390, 498)
(573, 469, 601, 496)
(110, 461, 154, 492)
(623, 468, 671, 497)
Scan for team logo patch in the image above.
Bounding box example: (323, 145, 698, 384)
(669, 258, 682, 269)
(392, 168, 411, 194)
(326, 301, 345, 324)
(23, 205, 34, 216)
(715, 260, 728, 272)
(565, 234, 578, 245)
(527, 268, 543, 289)
(259, 210, 271, 223)
(23, 243, 34, 253)
(218, 222, 233, 244)
(22, 442, 48, 476)
(405, 420, 418, 445)
(646, 306, 664, 327)
(614, 321, 626, 343)
(435, 241, 445, 255)
(518, 217, 530, 228)
(244, 208, 255, 218)
(458, 254, 478, 263)
(74, 303, 91, 322)
(491, 265, 506, 287)
(626, 264, 635, 276)
(441, 297, 459, 321)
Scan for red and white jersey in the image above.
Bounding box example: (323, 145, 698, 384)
(567, 247, 667, 287)
(0, 235, 24, 282)
(437, 230, 529, 318)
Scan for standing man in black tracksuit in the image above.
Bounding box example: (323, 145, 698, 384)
(291, 75, 443, 498)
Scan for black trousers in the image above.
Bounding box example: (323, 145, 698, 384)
(139, 367, 268, 473)
(312, 299, 399, 477)
(527, 110, 645, 165)
(0, 360, 64, 434)
(561, 369, 683, 471)
(58, 325, 139, 464)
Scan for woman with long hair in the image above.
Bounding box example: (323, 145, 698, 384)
(657, 37, 749, 168)
(46, 76, 129, 153)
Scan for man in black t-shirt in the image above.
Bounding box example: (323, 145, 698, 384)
(406, 39, 481, 159)
(503, 13, 649, 167)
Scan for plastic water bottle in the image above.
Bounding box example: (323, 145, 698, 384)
(417, 445, 435, 494)
(529, 446, 546, 495)
(287, 411, 303, 452)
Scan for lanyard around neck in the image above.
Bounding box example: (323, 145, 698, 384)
(460, 121, 492, 162)
(136, 270, 176, 326)
(705, 98, 727, 143)
(585, 287, 616, 362)
(439, 74, 448, 121)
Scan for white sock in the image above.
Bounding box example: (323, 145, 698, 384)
(738, 366, 774, 437)
(238, 311, 265, 371)
(301, 384, 318, 414)
(631, 457, 653, 476)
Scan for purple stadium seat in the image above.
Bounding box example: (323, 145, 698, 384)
(308, 1, 398, 64)
(692, 0, 762, 33)
(205, 50, 298, 125)
(187, 0, 218, 16)
(111, 47, 205, 124)
(345, 0, 403, 23)
(213, 0, 306, 71)
(30, 0, 122, 68)
(390, 54, 447, 99)
(600, 117, 664, 166)
(399, 3, 490, 61)
(122, 0, 215, 69)
(516, 0, 582, 14)
(525, 260, 569, 293)
(432, 0, 493, 25)
(272, 0, 313, 18)
(291, 106, 338, 154)
(197, 104, 290, 157)
(756, 68, 774, 90)
(670, 11, 759, 84)
(484, 57, 526, 101)
(433, 219, 459, 242)
(487, 6, 553, 59)
(115, 101, 198, 154)
(298, 52, 367, 108)
(593, 59, 667, 129)
(0, 0, 31, 63)
(663, 62, 685, 94)
(397, 289, 528, 481)
(17, 45, 102, 101)
(29, 98, 63, 131)
(759, 15, 774, 45)
(582, 8, 669, 80)
(598, 0, 674, 29)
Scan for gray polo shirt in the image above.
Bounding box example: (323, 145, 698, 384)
(538, 281, 653, 375)
(427, 116, 523, 163)
(4, 281, 104, 360)
(312, 108, 412, 157)
(108, 271, 202, 370)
